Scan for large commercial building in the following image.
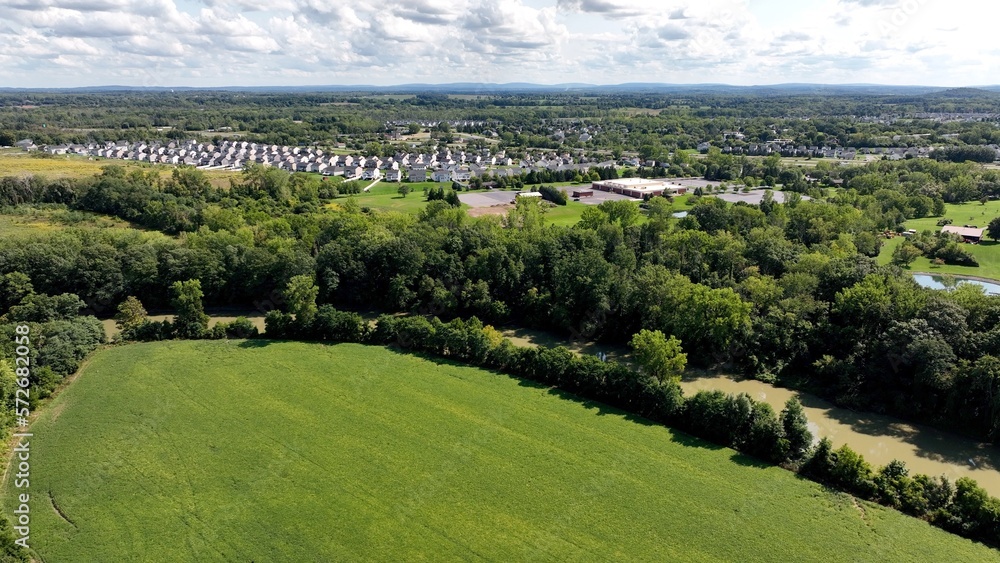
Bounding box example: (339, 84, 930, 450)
(591, 178, 687, 198)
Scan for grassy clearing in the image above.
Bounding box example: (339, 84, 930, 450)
(0, 208, 149, 238)
(0, 152, 113, 179)
(0, 151, 240, 189)
(878, 200, 1000, 280)
(8, 340, 998, 561)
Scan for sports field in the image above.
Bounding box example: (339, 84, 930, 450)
(6, 341, 998, 561)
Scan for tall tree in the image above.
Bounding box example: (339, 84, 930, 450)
(629, 329, 687, 382)
(284, 274, 319, 326)
(891, 242, 921, 267)
(114, 296, 148, 332)
(781, 397, 813, 463)
(988, 216, 1000, 242)
(171, 279, 209, 338)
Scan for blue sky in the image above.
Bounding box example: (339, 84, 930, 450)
(0, 0, 995, 88)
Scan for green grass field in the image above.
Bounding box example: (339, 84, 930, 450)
(878, 200, 1000, 280)
(0, 151, 240, 188)
(0, 208, 154, 238)
(7, 341, 998, 561)
(338, 181, 444, 214)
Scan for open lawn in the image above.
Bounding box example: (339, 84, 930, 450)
(878, 200, 1000, 280)
(329, 181, 439, 214)
(7, 340, 998, 561)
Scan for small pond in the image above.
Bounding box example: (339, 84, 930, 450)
(912, 273, 1000, 295)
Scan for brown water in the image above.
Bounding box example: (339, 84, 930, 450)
(101, 312, 267, 339)
(680, 374, 1000, 496)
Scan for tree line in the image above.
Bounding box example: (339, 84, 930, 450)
(5, 160, 1000, 443)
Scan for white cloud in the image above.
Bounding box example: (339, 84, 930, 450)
(0, 0, 994, 87)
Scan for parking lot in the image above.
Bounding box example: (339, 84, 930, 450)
(572, 190, 640, 205)
(458, 191, 518, 207)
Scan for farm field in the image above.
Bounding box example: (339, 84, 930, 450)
(7, 340, 998, 562)
(878, 200, 1000, 280)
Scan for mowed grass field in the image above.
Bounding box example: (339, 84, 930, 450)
(878, 200, 1000, 280)
(334, 181, 442, 214)
(7, 341, 998, 562)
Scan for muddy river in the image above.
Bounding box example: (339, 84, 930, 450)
(681, 374, 1000, 496)
(100, 311, 267, 339)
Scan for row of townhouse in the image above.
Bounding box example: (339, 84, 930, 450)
(25, 138, 614, 182)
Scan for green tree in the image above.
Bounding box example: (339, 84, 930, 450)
(781, 397, 813, 463)
(629, 329, 687, 382)
(114, 296, 148, 333)
(988, 216, 1000, 242)
(505, 197, 545, 230)
(645, 196, 673, 222)
(891, 241, 922, 267)
(4, 293, 84, 323)
(398, 185, 412, 198)
(0, 272, 33, 313)
(171, 279, 209, 338)
(598, 199, 640, 227)
(284, 274, 319, 326)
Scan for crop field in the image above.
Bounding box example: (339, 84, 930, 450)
(878, 200, 1000, 280)
(6, 340, 997, 562)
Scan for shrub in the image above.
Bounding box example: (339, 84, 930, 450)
(312, 306, 365, 342)
(222, 317, 260, 339)
(122, 319, 173, 342)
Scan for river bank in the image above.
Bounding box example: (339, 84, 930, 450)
(680, 373, 1000, 496)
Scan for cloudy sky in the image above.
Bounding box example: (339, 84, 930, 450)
(0, 0, 995, 88)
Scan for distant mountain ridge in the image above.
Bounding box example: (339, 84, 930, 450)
(0, 83, 997, 95)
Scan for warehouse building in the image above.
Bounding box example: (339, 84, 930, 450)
(591, 178, 687, 198)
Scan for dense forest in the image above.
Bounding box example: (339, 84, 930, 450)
(2, 89, 999, 153)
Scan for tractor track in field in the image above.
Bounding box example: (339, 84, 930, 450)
(48, 491, 76, 528)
